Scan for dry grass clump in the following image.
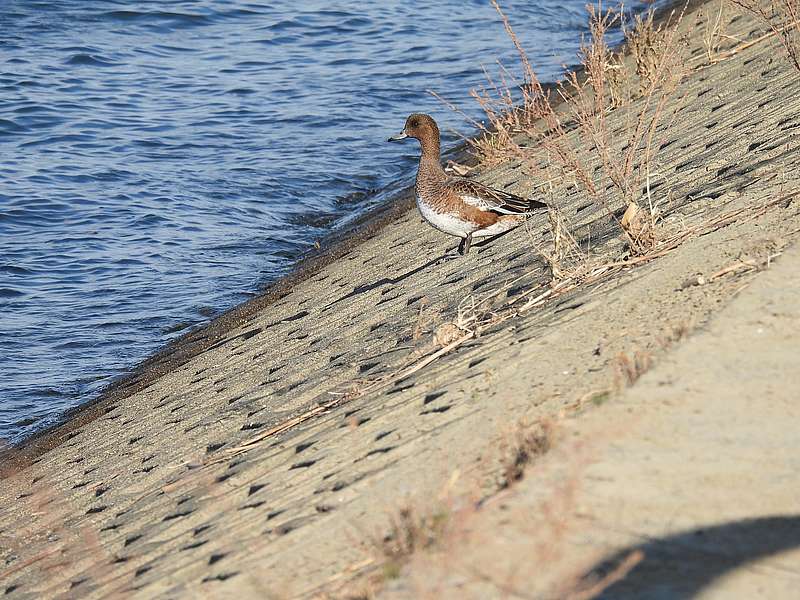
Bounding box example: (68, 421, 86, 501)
(545, 208, 585, 280)
(524, 200, 588, 282)
(432, 293, 506, 347)
(497, 418, 556, 489)
(360, 418, 555, 591)
(374, 504, 449, 580)
(628, 9, 676, 94)
(609, 7, 679, 104)
(729, 0, 800, 71)
(320, 500, 456, 597)
(699, 1, 729, 64)
(614, 349, 653, 389)
(446, 1, 690, 257)
(658, 319, 693, 349)
(548, 2, 687, 255)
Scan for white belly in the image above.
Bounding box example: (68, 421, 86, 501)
(417, 196, 473, 238)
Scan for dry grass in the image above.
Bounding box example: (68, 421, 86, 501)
(658, 320, 693, 348)
(343, 419, 557, 595)
(523, 184, 588, 283)
(440, 1, 690, 257)
(371, 504, 450, 582)
(497, 418, 556, 489)
(614, 350, 653, 389)
(729, 0, 800, 71)
(701, 1, 729, 63)
(351, 422, 640, 600)
(545, 208, 585, 280)
(411, 296, 432, 341)
(550, 3, 687, 255)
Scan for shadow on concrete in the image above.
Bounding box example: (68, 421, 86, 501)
(578, 515, 800, 598)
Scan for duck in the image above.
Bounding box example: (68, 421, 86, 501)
(389, 113, 547, 254)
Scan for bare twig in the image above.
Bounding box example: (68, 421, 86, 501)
(728, 0, 800, 71)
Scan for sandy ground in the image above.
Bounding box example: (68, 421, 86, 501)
(1, 1, 799, 598)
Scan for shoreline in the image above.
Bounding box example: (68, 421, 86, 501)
(1, 185, 416, 469)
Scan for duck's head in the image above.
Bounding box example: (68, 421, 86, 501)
(388, 113, 439, 146)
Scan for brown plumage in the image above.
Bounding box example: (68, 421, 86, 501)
(389, 113, 547, 254)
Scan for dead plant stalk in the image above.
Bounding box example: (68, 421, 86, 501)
(728, 0, 800, 72)
(459, 2, 689, 255)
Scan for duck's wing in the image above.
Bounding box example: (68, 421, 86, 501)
(448, 177, 548, 215)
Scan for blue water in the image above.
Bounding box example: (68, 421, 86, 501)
(0, 0, 642, 443)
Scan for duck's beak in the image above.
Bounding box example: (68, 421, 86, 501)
(388, 131, 408, 142)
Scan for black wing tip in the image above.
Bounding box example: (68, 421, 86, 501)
(529, 198, 549, 209)
(498, 195, 549, 215)
(518, 197, 548, 212)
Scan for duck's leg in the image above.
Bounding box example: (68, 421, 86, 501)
(458, 233, 473, 256)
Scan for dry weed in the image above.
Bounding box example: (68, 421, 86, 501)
(497, 418, 556, 489)
(441, 1, 689, 257)
(411, 296, 432, 341)
(627, 8, 674, 95)
(431, 292, 503, 347)
(729, 0, 800, 71)
(613, 350, 653, 389)
(551, 3, 686, 255)
(658, 320, 693, 348)
(433, 322, 462, 347)
(525, 200, 587, 282)
(374, 504, 449, 580)
(548, 208, 583, 274)
(701, 1, 728, 63)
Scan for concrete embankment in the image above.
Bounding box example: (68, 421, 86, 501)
(1, 1, 799, 598)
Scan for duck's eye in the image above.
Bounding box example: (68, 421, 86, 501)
(410, 119, 419, 128)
